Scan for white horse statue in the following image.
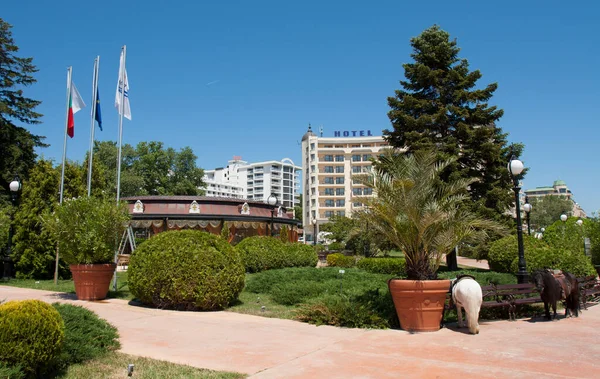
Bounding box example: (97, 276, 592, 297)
(451, 275, 483, 334)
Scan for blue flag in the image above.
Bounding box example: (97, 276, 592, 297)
(95, 87, 102, 131)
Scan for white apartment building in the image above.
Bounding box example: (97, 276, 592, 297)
(301, 126, 389, 243)
(204, 156, 301, 209)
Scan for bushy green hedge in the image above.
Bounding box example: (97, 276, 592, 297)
(235, 237, 317, 273)
(488, 234, 596, 277)
(327, 242, 345, 251)
(509, 246, 596, 277)
(357, 257, 405, 275)
(488, 235, 545, 273)
(50, 303, 120, 370)
(326, 253, 356, 268)
(128, 230, 245, 310)
(0, 300, 64, 375)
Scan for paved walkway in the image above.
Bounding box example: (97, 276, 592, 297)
(456, 256, 490, 270)
(1, 286, 599, 378)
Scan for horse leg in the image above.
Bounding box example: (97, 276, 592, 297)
(551, 301, 558, 320)
(457, 304, 464, 328)
(544, 301, 551, 320)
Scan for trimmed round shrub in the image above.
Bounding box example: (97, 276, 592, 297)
(357, 257, 405, 275)
(510, 246, 596, 277)
(50, 303, 120, 370)
(128, 230, 245, 310)
(0, 300, 64, 375)
(285, 243, 319, 268)
(235, 237, 317, 273)
(326, 253, 356, 268)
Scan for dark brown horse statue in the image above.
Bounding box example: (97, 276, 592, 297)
(531, 269, 580, 320)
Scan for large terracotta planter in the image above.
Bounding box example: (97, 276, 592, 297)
(70, 264, 116, 301)
(388, 278, 451, 332)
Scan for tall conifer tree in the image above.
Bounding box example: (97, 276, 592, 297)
(384, 25, 524, 221)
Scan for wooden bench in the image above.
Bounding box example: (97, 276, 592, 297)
(445, 276, 600, 322)
(578, 275, 600, 310)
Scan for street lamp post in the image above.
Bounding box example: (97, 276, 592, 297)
(267, 194, 278, 237)
(523, 198, 532, 236)
(560, 213, 567, 242)
(508, 156, 527, 284)
(4, 174, 22, 279)
(312, 218, 317, 246)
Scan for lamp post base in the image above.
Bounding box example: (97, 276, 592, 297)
(516, 271, 529, 284)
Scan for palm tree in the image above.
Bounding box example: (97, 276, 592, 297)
(354, 149, 505, 280)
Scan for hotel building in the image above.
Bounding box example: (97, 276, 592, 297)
(524, 180, 586, 218)
(301, 126, 389, 243)
(204, 157, 301, 209)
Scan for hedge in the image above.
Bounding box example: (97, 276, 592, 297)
(235, 236, 317, 273)
(326, 253, 356, 268)
(357, 257, 406, 275)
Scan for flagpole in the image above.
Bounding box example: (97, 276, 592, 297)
(87, 56, 100, 196)
(113, 45, 126, 291)
(55, 66, 72, 284)
(116, 46, 126, 204)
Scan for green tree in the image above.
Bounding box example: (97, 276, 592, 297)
(10, 160, 84, 279)
(384, 25, 523, 222)
(294, 194, 303, 224)
(528, 196, 573, 231)
(169, 146, 206, 195)
(319, 215, 356, 244)
(0, 18, 46, 203)
(88, 141, 143, 198)
(355, 149, 505, 279)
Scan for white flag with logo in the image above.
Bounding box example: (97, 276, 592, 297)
(114, 49, 131, 120)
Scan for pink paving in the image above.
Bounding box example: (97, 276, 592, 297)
(1, 285, 599, 378)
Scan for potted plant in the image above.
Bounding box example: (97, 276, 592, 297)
(43, 196, 130, 300)
(356, 150, 504, 332)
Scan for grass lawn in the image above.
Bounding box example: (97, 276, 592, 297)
(56, 351, 245, 379)
(0, 271, 133, 300)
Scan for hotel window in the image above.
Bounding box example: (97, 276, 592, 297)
(335, 177, 344, 184)
(336, 188, 345, 196)
(324, 177, 334, 184)
(335, 166, 344, 173)
(324, 188, 334, 195)
(362, 154, 372, 161)
(364, 188, 373, 195)
(310, 143, 315, 150)
(311, 165, 315, 172)
(336, 211, 345, 217)
(352, 178, 361, 184)
(311, 177, 315, 184)
(324, 155, 334, 162)
(335, 155, 344, 162)
(325, 200, 334, 207)
(335, 199, 345, 207)
(325, 211, 334, 218)
(353, 202, 362, 207)
(352, 166, 361, 173)
(353, 188, 363, 196)
(311, 154, 315, 161)
(324, 166, 334, 173)
(352, 154, 361, 162)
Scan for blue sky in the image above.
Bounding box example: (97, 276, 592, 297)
(4, 0, 599, 214)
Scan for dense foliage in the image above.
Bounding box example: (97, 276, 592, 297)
(488, 233, 596, 277)
(89, 140, 207, 197)
(0, 300, 64, 375)
(0, 18, 46, 204)
(326, 253, 356, 268)
(235, 237, 317, 273)
(356, 257, 406, 275)
(50, 303, 120, 370)
(528, 196, 574, 231)
(384, 24, 523, 223)
(11, 160, 83, 279)
(355, 149, 505, 279)
(42, 196, 130, 265)
(129, 230, 245, 310)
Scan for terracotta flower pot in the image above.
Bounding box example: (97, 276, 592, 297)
(388, 278, 451, 332)
(70, 264, 116, 301)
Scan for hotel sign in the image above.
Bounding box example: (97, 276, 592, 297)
(334, 130, 373, 137)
